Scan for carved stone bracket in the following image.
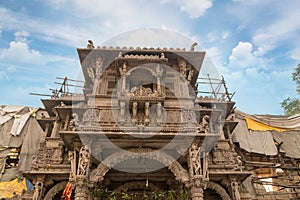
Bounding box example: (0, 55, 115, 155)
(76, 145, 91, 179)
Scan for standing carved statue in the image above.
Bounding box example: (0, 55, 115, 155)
(77, 146, 90, 177)
(32, 182, 43, 200)
(189, 144, 202, 176)
(198, 115, 210, 134)
(69, 113, 79, 131)
(95, 57, 103, 77)
(179, 59, 187, 77)
(187, 69, 194, 82)
(119, 62, 127, 76)
(231, 180, 241, 200)
(68, 151, 76, 181)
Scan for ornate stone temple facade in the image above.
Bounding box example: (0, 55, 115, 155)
(21, 43, 254, 200)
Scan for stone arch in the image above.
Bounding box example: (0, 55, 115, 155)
(206, 181, 231, 200)
(126, 65, 157, 77)
(90, 148, 189, 185)
(115, 181, 163, 193)
(44, 181, 68, 200)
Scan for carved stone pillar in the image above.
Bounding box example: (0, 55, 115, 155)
(145, 101, 150, 125)
(74, 146, 91, 200)
(120, 101, 125, 124)
(74, 179, 90, 200)
(132, 102, 137, 124)
(119, 62, 127, 94)
(156, 102, 162, 125)
(155, 64, 162, 95)
(189, 176, 206, 200)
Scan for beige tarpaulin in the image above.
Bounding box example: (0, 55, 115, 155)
(272, 131, 300, 158)
(18, 117, 44, 172)
(0, 167, 20, 182)
(10, 112, 31, 136)
(0, 157, 6, 180)
(0, 105, 25, 125)
(233, 118, 278, 155)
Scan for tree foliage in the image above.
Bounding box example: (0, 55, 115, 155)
(281, 64, 300, 116)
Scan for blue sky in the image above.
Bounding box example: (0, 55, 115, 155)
(0, 0, 299, 114)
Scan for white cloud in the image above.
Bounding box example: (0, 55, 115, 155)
(229, 42, 258, 68)
(0, 40, 44, 65)
(0, 8, 90, 47)
(288, 48, 300, 61)
(222, 31, 230, 40)
(228, 1, 300, 54)
(0, 2, 197, 48)
(0, 33, 78, 81)
(178, 0, 213, 18)
(162, 0, 213, 18)
(207, 31, 231, 43)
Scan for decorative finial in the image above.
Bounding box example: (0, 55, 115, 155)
(190, 42, 198, 51)
(87, 40, 95, 49)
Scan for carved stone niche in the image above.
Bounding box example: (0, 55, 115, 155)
(81, 108, 99, 128)
(212, 142, 234, 166)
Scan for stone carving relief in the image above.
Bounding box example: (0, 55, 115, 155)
(32, 142, 64, 169)
(82, 109, 99, 127)
(130, 86, 159, 98)
(118, 53, 167, 62)
(182, 109, 197, 124)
